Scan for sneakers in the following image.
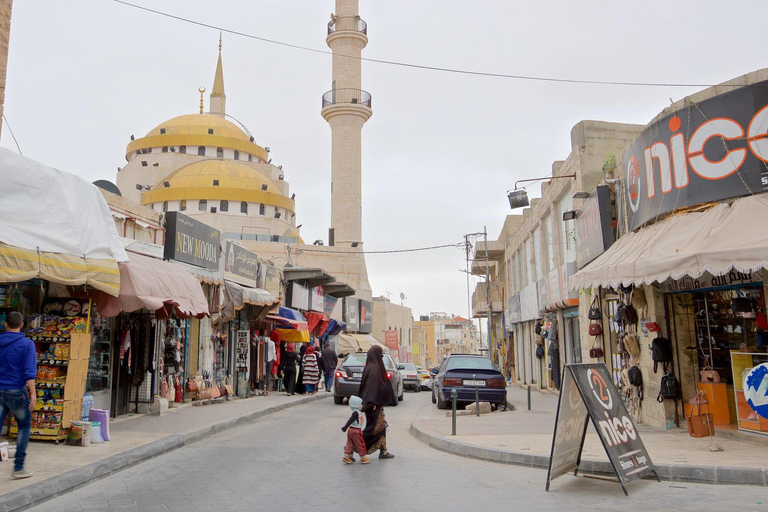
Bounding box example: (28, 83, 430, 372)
(378, 451, 395, 459)
(11, 468, 35, 479)
(360, 457, 371, 464)
(342, 456, 354, 465)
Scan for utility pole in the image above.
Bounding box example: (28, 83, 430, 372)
(464, 234, 471, 320)
(484, 226, 493, 361)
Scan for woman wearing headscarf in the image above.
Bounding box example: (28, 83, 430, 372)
(359, 345, 395, 459)
(302, 345, 321, 394)
(295, 344, 307, 394)
(282, 343, 299, 396)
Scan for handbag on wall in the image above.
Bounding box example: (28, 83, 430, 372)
(589, 338, 604, 359)
(588, 321, 603, 336)
(623, 334, 641, 357)
(588, 296, 601, 320)
(699, 367, 721, 383)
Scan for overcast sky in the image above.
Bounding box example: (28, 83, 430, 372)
(3, 1, 768, 320)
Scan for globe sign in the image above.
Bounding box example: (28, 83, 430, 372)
(743, 363, 768, 420)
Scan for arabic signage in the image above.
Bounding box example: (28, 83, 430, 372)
(661, 269, 761, 294)
(623, 79, 768, 231)
(546, 363, 656, 495)
(384, 330, 399, 351)
(575, 186, 615, 269)
(164, 212, 220, 270)
(289, 282, 309, 310)
(359, 300, 373, 333)
(236, 330, 250, 372)
(344, 297, 359, 332)
(310, 286, 325, 312)
(323, 295, 338, 316)
(224, 242, 258, 287)
(261, 263, 282, 297)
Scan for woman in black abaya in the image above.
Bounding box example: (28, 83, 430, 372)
(359, 345, 395, 459)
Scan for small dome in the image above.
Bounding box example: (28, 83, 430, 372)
(144, 114, 250, 141)
(160, 159, 278, 193)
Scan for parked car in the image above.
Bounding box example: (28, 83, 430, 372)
(333, 352, 404, 405)
(418, 369, 432, 390)
(431, 354, 506, 410)
(397, 363, 421, 392)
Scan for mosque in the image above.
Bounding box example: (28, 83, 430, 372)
(112, 0, 373, 303)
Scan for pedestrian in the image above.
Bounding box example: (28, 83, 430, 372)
(0, 312, 37, 479)
(295, 344, 307, 394)
(322, 342, 338, 393)
(359, 345, 395, 459)
(341, 395, 370, 464)
(302, 345, 321, 394)
(282, 343, 299, 395)
(263, 331, 278, 396)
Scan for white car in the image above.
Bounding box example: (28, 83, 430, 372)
(397, 363, 422, 392)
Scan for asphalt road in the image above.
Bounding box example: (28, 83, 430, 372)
(29, 391, 768, 512)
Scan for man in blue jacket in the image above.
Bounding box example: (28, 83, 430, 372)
(0, 311, 37, 479)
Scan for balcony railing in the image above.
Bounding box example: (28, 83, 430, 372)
(328, 16, 368, 35)
(322, 88, 372, 109)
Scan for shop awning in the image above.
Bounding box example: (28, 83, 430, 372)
(98, 251, 209, 318)
(274, 328, 311, 343)
(337, 333, 370, 355)
(0, 149, 127, 296)
(266, 307, 309, 331)
(570, 196, 768, 291)
(221, 280, 279, 321)
(305, 311, 330, 336)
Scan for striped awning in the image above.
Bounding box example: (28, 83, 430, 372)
(0, 242, 120, 297)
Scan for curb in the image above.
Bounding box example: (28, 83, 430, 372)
(0, 394, 330, 512)
(409, 418, 768, 487)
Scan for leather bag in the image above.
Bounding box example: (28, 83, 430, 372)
(588, 296, 601, 320)
(589, 338, 604, 359)
(687, 392, 714, 438)
(185, 379, 199, 393)
(197, 381, 212, 400)
(700, 367, 721, 383)
(210, 383, 221, 399)
(218, 380, 228, 397)
(588, 321, 603, 336)
(224, 376, 234, 396)
(623, 334, 641, 357)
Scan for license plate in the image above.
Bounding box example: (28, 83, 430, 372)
(353, 373, 362, 378)
(463, 380, 486, 386)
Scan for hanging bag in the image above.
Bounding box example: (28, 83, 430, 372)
(588, 296, 601, 320)
(589, 337, 604, 359)
(623, 334, 641, 357)
(588, 321, 603, 336)
(687, 392, 714, 438)
(699, 366, 721, 383)
(657, 373, 681, 402)
(651, 336, 673, 373)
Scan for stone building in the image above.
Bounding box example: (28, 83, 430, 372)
(372, 296, 413, 362)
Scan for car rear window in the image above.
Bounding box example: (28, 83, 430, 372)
(445, 357, 495, 371)
(401, 364, 417, 371)
(344, 354, 367, 365)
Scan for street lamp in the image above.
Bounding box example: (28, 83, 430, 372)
(507, 174, 577, 209)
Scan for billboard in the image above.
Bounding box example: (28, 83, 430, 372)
(309, 286, 325, 312)
(575, 186, 615, 269)
(384, 330, 399, 351)
(359, 300, 373, 333)
(289, 282, 309, 310)
(344, 297, 359, 332)
(163, 212, 220, 270)
(224, 242, 258, 287)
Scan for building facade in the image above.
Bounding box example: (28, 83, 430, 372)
(371, 296, 413, 362)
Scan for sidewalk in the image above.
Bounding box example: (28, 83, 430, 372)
(410, 386, 768, 486)
(0, 392, 331, 512)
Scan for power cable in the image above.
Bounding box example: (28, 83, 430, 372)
(293, 242, 464, 255)
(113, 0, 734, 89)
(1, 114, 22, 155)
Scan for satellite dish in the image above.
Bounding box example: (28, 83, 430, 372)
(400, 293, 406, 300)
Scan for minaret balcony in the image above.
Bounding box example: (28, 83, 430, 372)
(328, 16, 367, 35)
(322, 89, 372, 109)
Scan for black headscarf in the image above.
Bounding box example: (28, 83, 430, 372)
(359, 345, 394, 407)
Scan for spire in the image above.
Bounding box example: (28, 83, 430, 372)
(210, 33, 226, 117)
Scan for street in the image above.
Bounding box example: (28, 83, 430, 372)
(28, 392, 768, 512)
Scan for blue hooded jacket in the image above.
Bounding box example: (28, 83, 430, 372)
(0, 331, 37, 389)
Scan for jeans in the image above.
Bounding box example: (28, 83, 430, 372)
(0, 388, 31, 471)
(324, 370, 334, 391)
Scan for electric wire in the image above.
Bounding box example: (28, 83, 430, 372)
(1, 114, 22, 155)
(291, 242, 464, 255)
(113, 0, 733, 89)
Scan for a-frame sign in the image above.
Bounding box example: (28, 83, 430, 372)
(545, 363, 659, 496)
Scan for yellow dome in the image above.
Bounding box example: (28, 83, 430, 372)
(142, 159, 294, 212)
(125, 113, 268, 162)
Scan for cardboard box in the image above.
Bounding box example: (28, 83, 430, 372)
(64, 358, 88, 401)
(69, 333, 91, 360)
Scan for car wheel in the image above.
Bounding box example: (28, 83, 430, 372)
(436, 391, 448, 410)
(333, 395, 344, 405)
(431, 389, 436, 404)
(398, 384, 404, 401)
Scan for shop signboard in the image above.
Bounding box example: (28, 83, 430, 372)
(546, 363, 657, 495)
(236, 330, 249, 373)
(323, 295, 338, 316)
(164, 212, 220, 270)
(575, 186, 614, 270)
(344, 297, 360, 332)
(263, 264, 282, 297)
(661, 270, 762, 294)
(384, 330, 399, 351)
(359, 300, 373, 333)
(623, 79, 768, 231)
(309, 286, 325, 312)
(224, 242, 258, 287)
(41, 297, 90, 318)
(289, 282, 309, 310)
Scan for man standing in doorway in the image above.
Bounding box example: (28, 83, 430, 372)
(321, 342, 338, 392)
(0, 311, 37, 479)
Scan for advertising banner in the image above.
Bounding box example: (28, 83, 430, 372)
(289, 282, 309, 310)
(163, 212, 220, 270)
(263, 264, 282, 297)
(344, 297, 359, 332)
(323, 295, 338, 316)
(575, 186, 615, 270)
(224, 242, 258, 287)
(310, 286, 325, 312)
(384, 330, 399, 351)
(622, 80, 768, 231)
(546, 363, 656, 495)
(359, 300, 373, 333)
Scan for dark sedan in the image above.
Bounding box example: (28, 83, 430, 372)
(333, 352, 404, 405)
(431, 354, 506, 410)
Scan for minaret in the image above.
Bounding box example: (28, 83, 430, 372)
(210, 34, 226, 117)
(321, 0, 372, 248)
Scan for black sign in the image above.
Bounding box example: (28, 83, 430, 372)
(344, 297, 359, 332)
(359, 300, 373, 333)
(623, 79, 768, 231)
(575, 186, 614, 270)
(41, 298, 90, 318)
(164, 212, 220, 270)
(546, 363, 657, 496)
(224, 242, 258, 287)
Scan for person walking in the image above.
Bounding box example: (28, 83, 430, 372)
(321, 342, 338, 393)
(0, 312, 37, 479)
(302, 345, 321, 394)
(295, 344, 307, 394)
(282, 343, 299, 395)
(359, 345, 395, 459)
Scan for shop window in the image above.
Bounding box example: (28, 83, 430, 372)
(220, 200, 229, 212)
(199, 200, 207, 211)
(259, 204, 265, 215)
(217, 147, 224, 158)
(162, 146, 168, 153)
(240, 201, 248, 214)
(180, 200, 186, 212)
(179, 145, 186, 154)
(162, 201, 168, 212)
(234, 150, 239, 160)
(198, 146, 206, 156)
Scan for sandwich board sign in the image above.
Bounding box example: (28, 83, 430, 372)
(546, 363, 658, 496)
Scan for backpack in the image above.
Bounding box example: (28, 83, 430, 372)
(628, 366, 643, 401)
(535, 345, 545, 359)
(651, 337, 673, 373)
(657, 373, 680, 402)
(621, 303, 639, 325)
